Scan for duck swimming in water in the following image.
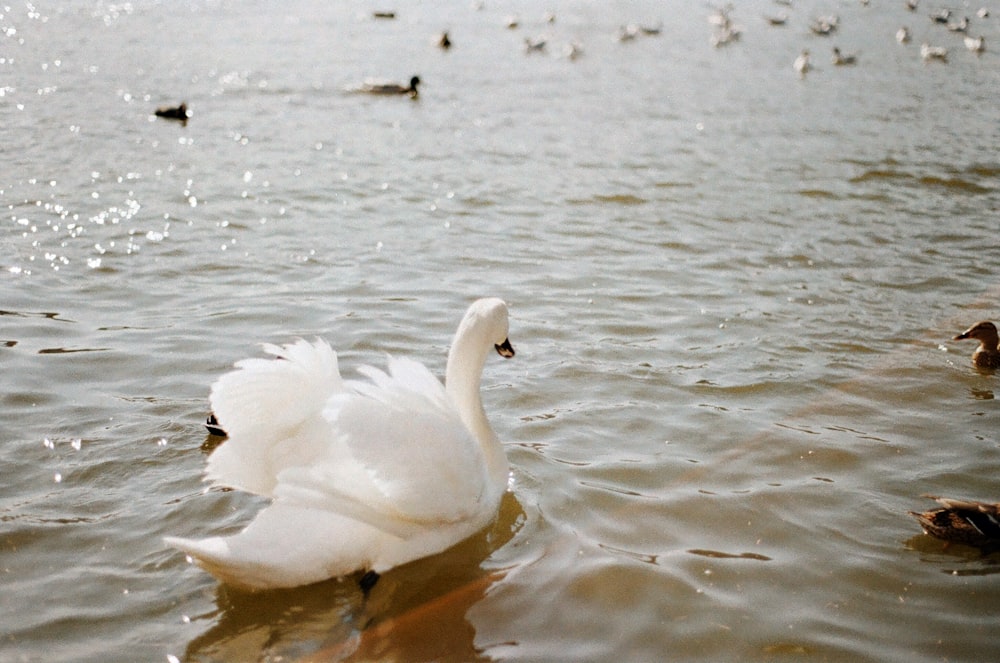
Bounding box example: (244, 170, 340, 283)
(154, 102, 189, 122)
(953, 320, 1000, 369)
(910, 496, 1000, 548)
(832, 46, 857, 65)
(354, 76, 420, 98)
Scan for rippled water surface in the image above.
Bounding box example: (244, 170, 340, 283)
(3, 1, 1000, 661)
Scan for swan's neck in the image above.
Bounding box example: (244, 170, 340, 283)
(446, 333, 508, 488)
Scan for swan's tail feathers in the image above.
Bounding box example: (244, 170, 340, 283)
(206, 338, 343, 495)
(164, 535, 273, 591)
(165, 503, 383, 590)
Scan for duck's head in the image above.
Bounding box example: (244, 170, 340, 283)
(954, 321, 999, 345)
(409, 76, 421, 91)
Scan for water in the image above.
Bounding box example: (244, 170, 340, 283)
(2, 1, 1000, 661)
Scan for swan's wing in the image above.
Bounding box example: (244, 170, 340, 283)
(206, 338, 344, 496)
(318, 355, 492, 524)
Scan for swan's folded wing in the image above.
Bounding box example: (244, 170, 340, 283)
(206, 338, 344, 496)
(323, 356, 492, 524)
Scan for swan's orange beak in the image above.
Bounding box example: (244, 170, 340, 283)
(495, 339, 515, 358)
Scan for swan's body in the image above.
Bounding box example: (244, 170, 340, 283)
(911, 496, 1000, 548)
(954, 320, 1000, 369)
(166, 298, 516, 590)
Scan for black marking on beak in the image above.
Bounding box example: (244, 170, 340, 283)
(495, 338, 515, 358)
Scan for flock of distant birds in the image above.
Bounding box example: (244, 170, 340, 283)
(705, 0, 990, 78)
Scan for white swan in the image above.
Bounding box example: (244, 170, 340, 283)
(165, 298, 516, 591)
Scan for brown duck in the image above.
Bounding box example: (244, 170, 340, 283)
(954, 321, 1000, 369)
(910, 496, 1000, 548)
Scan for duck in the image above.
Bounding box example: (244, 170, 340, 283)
(154, 102, 189, 122)
(897, 26, 911, 43)
(523, 36, 547, 53)
(794, 50, 812, 77)
(165, 298, 516, 591)
(929, 8, 951, 23)
(832, 46, 858, 65)
(964, 35, 985, 52)
(920, 43, 948, 61)
(355, 75, 420, 98)
(205, 413, 226, 437)
(910, 496, 1000, 548)
(953, 320, 1000, 369)
(763, 13, 788, 26)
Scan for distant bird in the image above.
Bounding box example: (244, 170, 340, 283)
(711, 24, 742, 47)
(523, 36, 547, 53)
(763, 13, 788, 26)
(832, 46, 858, 65)
(505, 15, 519, 29)
(911, 496, 1000, 548)
(562, 41, 584, 60)
(906, 0, 918, 10)
(810, 15, 839, 35)
(640, 22, 663, 35)
(977, 7, 989, 18)
(617, 24, 639, 42)
(953, 321, 1000, 369)
(929, 8, 951, 23)
(372, 11, 396, 19)
(205, 413, 226, 437)
(708, 5, 733, 28)
(794, 49, 812, 76)
(354, 76, 421, 98)
(920, 43, 948, 61)
(947, 16, 969, 32)
(964, 35, 986, 52)
(154, 102, 189, 122)
(896, 26, 911, 43)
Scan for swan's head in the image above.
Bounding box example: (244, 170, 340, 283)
(462, 298, 514, 359)
(954, 321, 999, 345)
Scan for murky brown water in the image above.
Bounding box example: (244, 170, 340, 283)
(3, 1, 1000, 661)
